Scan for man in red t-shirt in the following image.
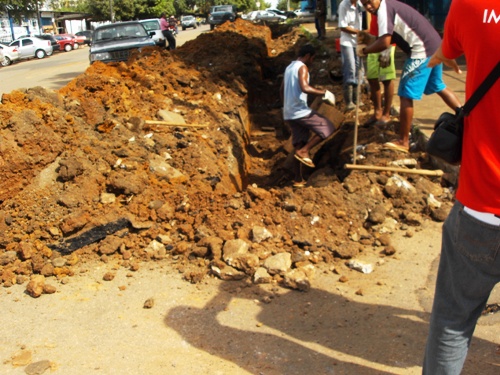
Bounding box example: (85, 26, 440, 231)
(423, 0, 500, 373)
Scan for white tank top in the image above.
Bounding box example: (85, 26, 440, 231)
(283, 60, 312, 120)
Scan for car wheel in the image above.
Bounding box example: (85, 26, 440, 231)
(210, 24, 214, 30)
(35, 49, 46, 59)
(64, 44, 72, 52)
(1, 56, 11, 66)
(182, 27, 186, 31)
(73, 43, 79, 50)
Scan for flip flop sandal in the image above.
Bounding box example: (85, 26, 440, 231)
(294, 154, 315, 168)
(383, 142, 409, 153)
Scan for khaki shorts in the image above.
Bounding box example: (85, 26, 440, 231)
(367, 45, 396, 81)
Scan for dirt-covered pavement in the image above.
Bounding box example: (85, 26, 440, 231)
(0, 19, 499, 374)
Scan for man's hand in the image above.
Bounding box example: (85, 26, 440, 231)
(357, 31, 376, 45)
(356, 44, 367, 57)
(428, 45, 462, 74)
(379, 47, 392, 68)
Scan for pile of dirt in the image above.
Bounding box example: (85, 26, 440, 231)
(0, 19, 452, 296)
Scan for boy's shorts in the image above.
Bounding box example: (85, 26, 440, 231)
(366, 46, 396, 81)
(398, 56, 446, 100)
(288, 111, 336, 148)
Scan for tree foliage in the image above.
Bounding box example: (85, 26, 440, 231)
(0, 0, 43, 22)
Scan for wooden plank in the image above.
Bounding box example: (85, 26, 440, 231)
(345, 164, 444, 176)
(145, 120, 209, 128)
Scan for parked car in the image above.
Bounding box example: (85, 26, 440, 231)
(54, 35, 76, 52)
(252, 10, 287, 23)
(208, 5, 237, 30)
(138, 19, 165, 47)
(58, 34, 84, 49)
(294, 8, 315, 18)
(34, 34, 60, 52)
(75, 30, 92, 45)
(89, 21, 156, 64)
(266, 8, 297, 19)
(181, 15, 198, 30)
(0, 43, 20, 66)
(8, 37, 53, 60)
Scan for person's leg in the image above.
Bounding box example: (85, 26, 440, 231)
(315, 17, 321, 38)
(381, 79, 394, 121)
(423, 202, 500, 374)
(341, 45, 357, 110)
(398, 96, 413, 148)
(368, 78, 382, 120)
(424, 63, 462, 111)
(295, 134, 322, 159)
(378, 46, 396, 122)
(366, 53, 382, 123)
(294, 112, 335, 161)
(393, 57, 430, 149)
(319, 15, 326, 39)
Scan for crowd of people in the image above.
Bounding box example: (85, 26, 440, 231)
(282, 0, 499, 373)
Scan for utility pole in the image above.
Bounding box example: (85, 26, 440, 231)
(109, 0, 115, 22)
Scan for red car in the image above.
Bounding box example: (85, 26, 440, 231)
(54, 35, 75, 52)
(59, 33, 85, 49)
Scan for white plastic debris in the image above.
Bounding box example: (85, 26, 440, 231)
(128, 136, 135, 142)
(427, 193, 442, 209)
(114, 158, 122, 168)
(389, 158, 418, 167)
(144, 133, 153, 138)
(347, 260, 374, 274)
(311, 216, 320, 225)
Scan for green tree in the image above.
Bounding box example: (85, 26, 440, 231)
(82, 0, 173, 21)
(0, 0, 43, 23)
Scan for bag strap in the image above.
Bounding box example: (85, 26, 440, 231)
(462, 61, 500, 116)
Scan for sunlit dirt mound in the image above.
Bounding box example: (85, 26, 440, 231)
(0, 20, 452, 295)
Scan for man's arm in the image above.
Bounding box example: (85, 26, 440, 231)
(428, 45, 462, 74)
(298, 65, 325, 96)
(364, 34, 391, 54)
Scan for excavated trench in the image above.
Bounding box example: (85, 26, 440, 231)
(0, 19, 454, 295)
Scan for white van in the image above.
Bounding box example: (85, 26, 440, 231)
(139, 19, 165, 47)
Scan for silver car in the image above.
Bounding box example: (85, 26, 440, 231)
(0, 43, 21, 66)
(9, 37, 53, 60)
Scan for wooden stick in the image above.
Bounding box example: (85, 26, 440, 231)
(145, 120, 209, 128)
(352, 56, 363, 165)
(345, 164, 444, 176)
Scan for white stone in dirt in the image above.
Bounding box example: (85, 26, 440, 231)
(253, 267, 272, 284)
(427, 194, 441, 209)
(263, 252, 292, 275)
(251, 226, 273, 243)
(222, 239, 250, 266)
(283, 269, 311, 291)
(372, 217, 398, 233)
(347, 259, 374, 274)
(100, 192, 116, 204)
(157, 109, 186, 124)
(145, 240, 167, 259)
(148, 155, 187, 182)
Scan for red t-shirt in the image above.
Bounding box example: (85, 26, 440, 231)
(441, 0, 500, 214)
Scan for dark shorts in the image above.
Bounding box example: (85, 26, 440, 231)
(288, 111, 336, 148)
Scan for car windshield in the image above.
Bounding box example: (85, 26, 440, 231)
(213, 6, 232, 12)
(95, 24, 147, 42)
(140, 20, 159, 31)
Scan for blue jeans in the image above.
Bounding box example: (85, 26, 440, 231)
(423, 201, 500, 374)
(340, 45, 361, 86)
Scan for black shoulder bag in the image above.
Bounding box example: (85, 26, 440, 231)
(426, 61, 500, 165)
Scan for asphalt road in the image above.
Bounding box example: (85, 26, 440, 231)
(0, 24, 210, 98)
